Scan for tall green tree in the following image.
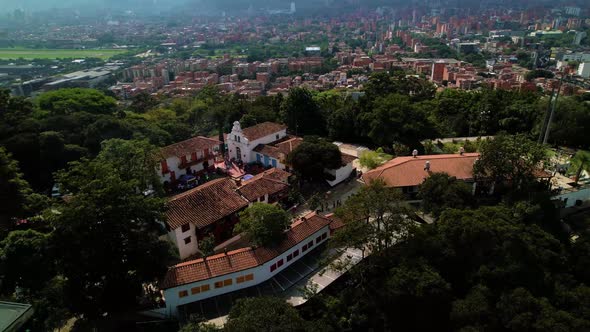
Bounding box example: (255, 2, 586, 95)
(0, 147, 32, 235)
(225, 297, 308, 332)
(37, 88, 117, 115)
(287, 137, 342, 181)
(51, 158, 176, 319)
(418, 172, 474, 217)
(235, 203, 290, 247)
(281, 88, 325, 136)
(473, 134, 547, 195)
(333, 179, 414, 254)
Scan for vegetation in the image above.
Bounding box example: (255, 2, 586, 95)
(0, 47, 126, 60)
(287, 136, 342, 181)
(225, 297, 309, 332)
(235, 203, 291, 247)
(358, 148, 392, 169)
(418, 172, 474, 217)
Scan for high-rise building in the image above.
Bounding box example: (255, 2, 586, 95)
(290, 2, 296, 14)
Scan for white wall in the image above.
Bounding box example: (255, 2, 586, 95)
(157, 153, 214, 184)
(227, 122, 287, 163)
(169, 223, 200, 260)
(555, 187, 590, 208)
(326, 162, 353, 187)
(163, 225, 331, 317)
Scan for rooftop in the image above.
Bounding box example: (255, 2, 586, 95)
(160, 136, 221, 160)
(362, 153, 480, 188)
(241, 122, 287, 141)
(237, 169, 291, 202)
(166, 178, 248, 230)
(0, 301, 33, 332)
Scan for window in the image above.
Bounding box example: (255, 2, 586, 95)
(234, 135, 237, 141)
(236, 276, 245, 284)
(245, 273, 254, 281)
(308, 241, 313, 248)
(276, 134, 279, 140)
(184, 237, 191, 244)
(238, 136, 241, 142)
(277, 259, 284, 267)
(214, 281, 224, 289)
(191, 287, 200, 295)
(270, 263, 277, 272)
(160, 161, 169, 174)
(201, 284, 210, 292)
(181, 224, 190, 233)
(316, 235, 322, 243)
(181, 155, 188, 164)
(191, 152, 198, 161)
(293, 249, 299, 257)
(322, 233, 328, 240)
(179, 290, 188, 298)
(223, 279, 232, 286)
(302, 244, 308, 252)
(287, 253, 293, 262)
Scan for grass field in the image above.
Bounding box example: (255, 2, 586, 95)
(0, 48, 126, 60)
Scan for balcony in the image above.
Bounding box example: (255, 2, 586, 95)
(178, 154, 215, 170)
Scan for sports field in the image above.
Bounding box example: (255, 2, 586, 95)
(0, 48, 126, 60)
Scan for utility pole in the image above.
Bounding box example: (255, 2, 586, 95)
(543, 75, 564, 145)
(538, 84, 556, 143)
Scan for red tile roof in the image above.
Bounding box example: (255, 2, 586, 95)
(237, 172, 290, 202)
(160, 136, 221, 159)
(165, 178, 248, 230)
(253, 136, 303, 160)
(275, 136, 303, 155)
(241, 122, 287, 141)
(161, 212, 336, 289)
(362, 153, 479, 188)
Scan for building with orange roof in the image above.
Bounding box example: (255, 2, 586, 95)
(156, 136, 221, 185)
(362, 153, 480, 196)
(160, 212, 339, 317)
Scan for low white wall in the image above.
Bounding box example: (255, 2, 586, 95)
(326, 163, 353, 187)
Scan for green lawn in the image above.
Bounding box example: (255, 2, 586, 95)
(0, 48, 126, 60)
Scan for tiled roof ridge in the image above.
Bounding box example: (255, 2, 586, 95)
(371, 153, 480, 179)
(168, 178, 233, 202)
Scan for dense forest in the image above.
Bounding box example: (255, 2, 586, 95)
(1, 70, 590, 330)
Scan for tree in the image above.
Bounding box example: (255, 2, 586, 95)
(358, 149, 392, 170)
(281, 88, 325, 136)
(357, 94, 437, 148)
(473, 134, 547, 194)
(97, 138, 162, 193)
(179, 315, 221, 332)
(51, 158, 176, 319)
(199, 235, 216, 257)
(0, 229, 53, 293)
(418, 172, 474, 217)
(333, 179, 414, 254)
(287, 137, 342, 181)
(129, 91, 159, 113)
(234, 203, 290, 247)
(0, 147, 32, 235)
(37, 88, 117, 115)
(225, 297, 308, 332)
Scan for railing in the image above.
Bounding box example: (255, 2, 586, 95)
(178, 154, 215, 169)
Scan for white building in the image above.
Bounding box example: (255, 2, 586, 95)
(160, 212, 339, 317)
(226, 121, 288, 163)
(156, 136, 220, 185)
(578, 62, 590, 79)
(165, 169, 292, 260)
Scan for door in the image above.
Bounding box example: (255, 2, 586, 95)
(271, 159, 277, 168)
(256, 154, 262, 163)
(236, 147, 242, 161)
(264, 155, 270, 167)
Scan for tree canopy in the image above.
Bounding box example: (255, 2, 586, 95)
(287, 137, 342, 181)
(418, 172, 474, 217)
(235, 203, 291, 247)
